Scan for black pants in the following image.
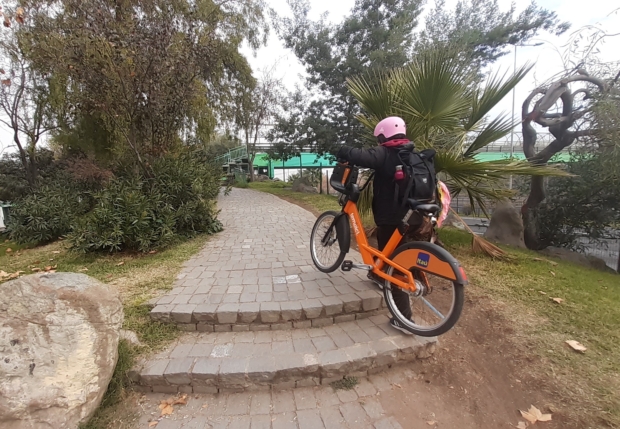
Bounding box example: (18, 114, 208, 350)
(376, 225, 413, 320)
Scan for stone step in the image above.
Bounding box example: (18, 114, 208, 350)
(149, 272, 387, 332)
(132, 314, 437, 394)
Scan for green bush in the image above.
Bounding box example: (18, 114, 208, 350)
(7, 179, 92, 245)
(68, 152, 223, 252)
(535, 153, 620, 250)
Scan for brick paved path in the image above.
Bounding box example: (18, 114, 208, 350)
(133, 189, 438, 428)
(149, 189, 384, 331)
(137, 368, 414, 429)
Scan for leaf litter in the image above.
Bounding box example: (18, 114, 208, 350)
(519, 405, 552, 425)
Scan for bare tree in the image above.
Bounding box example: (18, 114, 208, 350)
(234, 66, 283, 181)
(0, 6, 55, 186)
(520, 69, 618, 249)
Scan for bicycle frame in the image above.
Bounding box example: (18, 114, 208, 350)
(342, 199, 461, 293)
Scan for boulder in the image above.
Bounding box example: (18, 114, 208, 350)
(0, 273, 123, 429)
(442, 211, 466, 230)
(484, 200, 526, 248)
(539, 247, 616, 273)
(292, 176, 318, 193)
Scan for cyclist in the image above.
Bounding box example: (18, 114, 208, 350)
(335, 116, 427, 335)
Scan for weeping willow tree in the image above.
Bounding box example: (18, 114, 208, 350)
(348, 49, 568, 217)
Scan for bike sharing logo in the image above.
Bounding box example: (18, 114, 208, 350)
(349, 213, 360, 235)
(416, 252, 430, 267)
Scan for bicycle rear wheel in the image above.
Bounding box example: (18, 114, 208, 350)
(384, 242, 464, 337)
(310, 211, 348, 273)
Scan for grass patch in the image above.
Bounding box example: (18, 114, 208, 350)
(331, 376, 359, 391)
(440, 227, 620, 426)
(1, 234, 210, 429)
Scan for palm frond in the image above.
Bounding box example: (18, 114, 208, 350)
(463, 115, 514, 157)
(347, 71, 396, 121)
(448, 209, 508, 259)
(395, 55, 470, 142)
(437, 152, 570, 214)
(466, 64, 533, 130)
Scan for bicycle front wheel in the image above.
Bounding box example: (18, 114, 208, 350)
(384, 242, 464, 337)
(310, 211, 348, 273)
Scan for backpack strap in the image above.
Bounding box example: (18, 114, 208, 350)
(392, 146, 415, 208)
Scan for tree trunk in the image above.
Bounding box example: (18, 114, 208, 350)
(522, 176, 546, 250)
(248, 159, 255, 182)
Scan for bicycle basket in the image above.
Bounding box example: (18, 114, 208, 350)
(330, 163, 358, 194)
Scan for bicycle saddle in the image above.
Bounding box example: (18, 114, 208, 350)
(408, 199, 440, 213)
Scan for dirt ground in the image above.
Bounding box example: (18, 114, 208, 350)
(379, 290, 580, 429)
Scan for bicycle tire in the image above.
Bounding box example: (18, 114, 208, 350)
(383, 242, 464, 337)
(310, 211, 348, 273)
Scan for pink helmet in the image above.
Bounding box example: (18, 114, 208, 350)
(374, 116, 406, 141)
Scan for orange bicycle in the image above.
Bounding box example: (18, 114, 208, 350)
(310, 162, 467, 337)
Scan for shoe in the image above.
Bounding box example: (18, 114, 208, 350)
(389, 317, 414, 335)
(367, 272, 384, 290)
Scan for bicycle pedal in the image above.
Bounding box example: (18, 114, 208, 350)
(341, 261, 373, 272)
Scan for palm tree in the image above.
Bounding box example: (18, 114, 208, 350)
(348, 48, 567, 218)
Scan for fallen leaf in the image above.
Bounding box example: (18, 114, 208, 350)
(201, 403, 208, 409)
(31, 268, 41, 272)
(2, 17, 9, 28)
(0, 270, 8, 278)
(538, 291, 546, 295)
(160, 404, 173, 416)
(516, 422, 528, 429)
(149, 422, 158, 427)
(52, 251, 61, 254)
(16, 7, 24, 24)
(392, 383, 402, 389)
(426, 421, 437, 426)
(5, 248, 12, 253)
(149, 250, 157, 254)
(566, 340, 586, 353)
(116, 261, 125, 266)
(44, 266, 53, 271)
(551, 298, 564, 304)
(172, 394, 188, 405)
(48, 270, 56, 274)
(0, 68, 4, 74)
(78, 268, 89, 272)
(520, 405, 552, 424)
(1, 78, 10, 85)
(549, 271, 556, 277)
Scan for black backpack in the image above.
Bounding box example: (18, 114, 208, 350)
(392, 145, 437, 207)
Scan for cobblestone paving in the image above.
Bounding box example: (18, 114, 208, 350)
(150, 189, 382, 328)
(137, 369, 412, 429)
(135, 314, 436, 393)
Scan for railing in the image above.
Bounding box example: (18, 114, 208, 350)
(214, 146, 248, 166)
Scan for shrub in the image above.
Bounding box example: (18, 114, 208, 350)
(8, 178, 93, 245)
(534, 153, 620, 250)
(68, 151, 223, 252)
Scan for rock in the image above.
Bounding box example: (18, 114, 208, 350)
(254, 174, 270, 182)
(484, 200, 526, 248)
(120, 329, 142, 347)
(0, 273, 123, 429)
(442, 211, 466, 230)
(539, 247, 616, 273)
(292, 176, 318, 193)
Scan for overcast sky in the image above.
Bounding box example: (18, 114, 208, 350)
(1, 0, 619, 155)
(240, 0, 620, 140)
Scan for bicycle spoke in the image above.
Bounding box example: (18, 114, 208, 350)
(419, 297, 445, 320)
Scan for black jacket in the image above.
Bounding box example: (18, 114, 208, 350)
(337, 144, 411, 226)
